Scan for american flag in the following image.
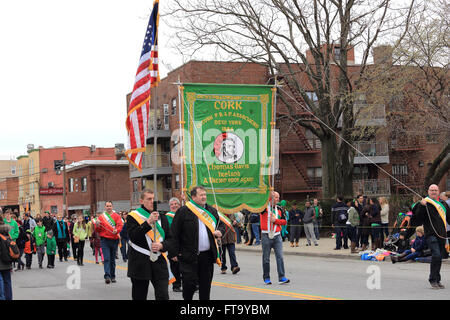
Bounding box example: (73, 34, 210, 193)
(126, 0, 160, 170)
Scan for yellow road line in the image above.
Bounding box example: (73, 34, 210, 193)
(63, 255, 337, 300)
(212, 281, 337, 300)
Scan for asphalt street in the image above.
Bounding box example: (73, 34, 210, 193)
(10, 242, 450, 300)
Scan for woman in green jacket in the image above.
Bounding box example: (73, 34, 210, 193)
(346, 199, 360, 253)
(73, 214, 88, 266)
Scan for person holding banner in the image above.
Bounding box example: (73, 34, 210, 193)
(406, 184, 450, 289)
(219, 212, 240, 275)
(167, 186, 225, 300)
(127, 189, 174, 300)
(94, 201, 123, 284)
(260, 191, 290, 285)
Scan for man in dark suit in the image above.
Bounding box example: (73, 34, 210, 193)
(127, 189, 172, 300)
(167, 186, 225, 300)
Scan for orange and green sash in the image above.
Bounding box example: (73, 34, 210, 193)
(101, 211, 117, 233)
(186, 201, 222, 266)
(218, 212, 236, 242)
(165, 212, 175, 227)
(425, 197, 450, 253)
(128, 208, 176, 284)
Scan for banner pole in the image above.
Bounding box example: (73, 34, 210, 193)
(271, 82, 277, 207)
(177, 79, 185, 206)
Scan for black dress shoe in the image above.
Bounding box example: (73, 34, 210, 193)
(105, 278, 111, 284)
(111, 278, 116, 283)
(173, 287, 182, 292)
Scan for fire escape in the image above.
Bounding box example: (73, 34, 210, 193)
(279, 118, 321, 194)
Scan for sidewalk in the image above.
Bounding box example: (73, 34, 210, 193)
(234, 236, 450, 264)
(235, 236, 360, 261)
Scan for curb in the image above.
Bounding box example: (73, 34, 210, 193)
(235, 245, 450, 264)
(235, 246, 360, 261)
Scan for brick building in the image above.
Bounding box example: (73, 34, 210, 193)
(0, 177, 19, 212)
(39, 145, 118, 215)
(65, 160, 131, 217)
(127, 49, 449, 208)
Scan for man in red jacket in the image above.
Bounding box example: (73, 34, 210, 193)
(260, 191, 289, 285)
(95, 201, 123, 284)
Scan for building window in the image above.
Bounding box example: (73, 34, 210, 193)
(305, 128, 321, 149)
(133, 180, 138, 193)
(334, 46, 341, 61)
(172, 98, 177, 115)
(51, 206, 58, 214)
(81, 177, 87, 192)
(426, 132, 439, 144)
(11, 166, 16, 175)
(174, 174, 180, 190)
(54, 160, 64, 171)
(69, 178, 74, 192)
(307, 167, 322, 187)
(392, 164, 408, 175)
(141, 178, 147, 190)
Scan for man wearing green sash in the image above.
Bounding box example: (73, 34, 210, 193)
(127, 189, 172, 300)
(167, 186, 225, 300)
(407, 184, 450, 289)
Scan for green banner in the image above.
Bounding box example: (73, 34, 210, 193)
(180, 83, 275, 213)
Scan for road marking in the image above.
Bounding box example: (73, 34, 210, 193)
(212, 281, 338, 300)
(64, 256, 337, 300)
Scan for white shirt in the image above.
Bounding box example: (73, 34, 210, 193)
(198, 218, 210, 252)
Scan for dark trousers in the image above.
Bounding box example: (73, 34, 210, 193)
(25, 253, 33, 267)
(0, 270, 12, 300)
(169, 258, 182, 289)
(347, 225, 358, 243)
(47, 254, 55, 267)
(427, 235, 446, 284)
(289, 225, 302, 243)
(76, 241, 85, 264)
(71, 239, 77, 259)
(335, 224, 348, 249)
(181, 251, 214, 300)
(131, 277, 169, 300)
(100, 238, 119, 280)
(221, 243, 238, 271)
(120, 237, 128, 260)
(57, 240, 68, 261)
(17, 248, 25, 268)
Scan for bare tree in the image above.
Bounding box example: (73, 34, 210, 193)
(395, 0, 449, 190)
(165, 0, 419, 198)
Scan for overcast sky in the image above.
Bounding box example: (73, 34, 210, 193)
(0, 0, 181, 160)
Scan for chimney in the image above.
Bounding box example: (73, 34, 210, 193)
(373, 45, 393, 65)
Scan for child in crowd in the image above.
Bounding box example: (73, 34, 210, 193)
(91, 226, 103, 264)
(392, 226, 426, 264)
(32, 218, 47, 269)
(395, 231, 410, 253)
(24, 230, 36, 269)
(46, 230, 56, 268)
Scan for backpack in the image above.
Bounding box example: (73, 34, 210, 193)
(249, 213, 260, 223)
(337, 209, 348, 223)
(0, 234, 20, 263)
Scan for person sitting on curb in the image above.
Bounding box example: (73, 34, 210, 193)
(392, 226, 426, 263)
